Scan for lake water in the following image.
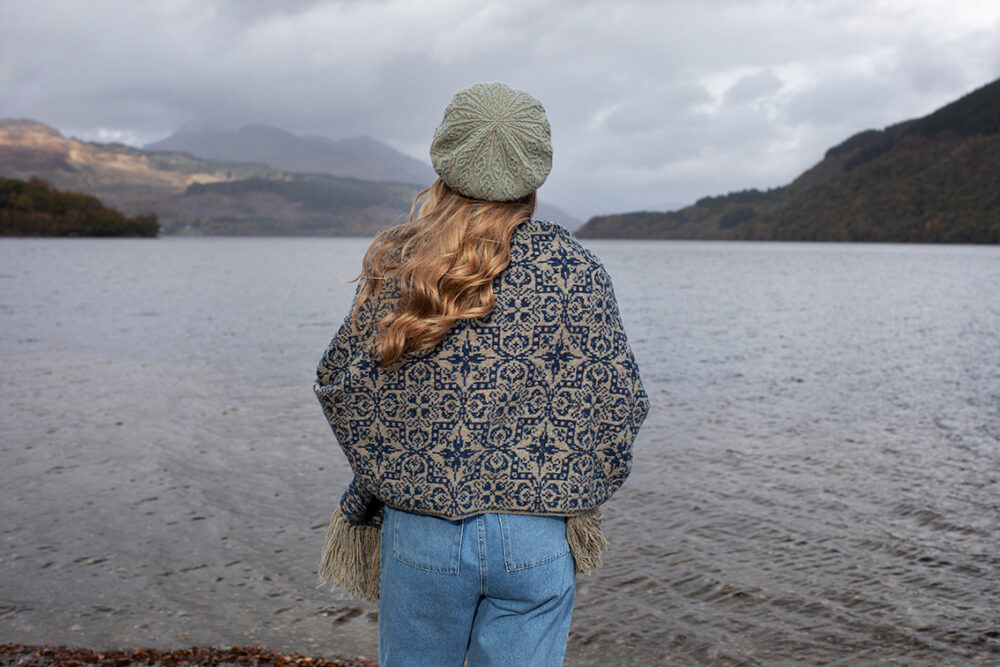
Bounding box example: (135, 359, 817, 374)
(1, 236, 998, 665)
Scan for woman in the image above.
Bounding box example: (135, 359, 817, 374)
(314, 82, 648, 666)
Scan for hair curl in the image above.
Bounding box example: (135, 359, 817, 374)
(355, 178, 536, 367)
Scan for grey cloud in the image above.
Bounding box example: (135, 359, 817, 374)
(600, 83, 713, 134)
(782, 75, 899, 128)
(1, 0, 998, 220)
(893, 32, 985, 96)
(724, 70, 783, 106)
(213, 0, 332, 23)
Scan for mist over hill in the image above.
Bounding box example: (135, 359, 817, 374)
(577, 77, 1000, 243)
(146, 124, 437, 185)
(145, 123, 582, 230)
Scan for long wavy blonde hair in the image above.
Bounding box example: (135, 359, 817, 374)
(355, 178, 536, 367)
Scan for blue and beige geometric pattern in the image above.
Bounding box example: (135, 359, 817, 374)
(316, 219, 649, 525)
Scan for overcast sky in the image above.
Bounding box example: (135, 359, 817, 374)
(2, 0, 999, 219)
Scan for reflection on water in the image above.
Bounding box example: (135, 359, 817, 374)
(1, 237, 998, 664)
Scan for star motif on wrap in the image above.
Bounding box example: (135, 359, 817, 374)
(441, 335, 489, 378)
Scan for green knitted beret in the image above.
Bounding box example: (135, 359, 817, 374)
(430, 82, 552, 201)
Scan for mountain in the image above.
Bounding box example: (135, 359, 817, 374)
(145, 124, 437, 185)
(0, 119, 585, 236)
(577, 78, 1000, 243)
(0, 119, 423, 235)
(173, 175, 419, 236)
(535, 201, 582, 231)
(0, 119, 264, 202)
(0, 118, 281, 212)
(146, 123, 582, 228)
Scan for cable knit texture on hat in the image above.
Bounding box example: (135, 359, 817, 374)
(430, 82, 552, 201)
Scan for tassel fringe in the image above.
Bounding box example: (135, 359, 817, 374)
(316, 507, 381, 602)
(566, 507, 607, 574)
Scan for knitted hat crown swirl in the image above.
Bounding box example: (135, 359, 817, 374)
(430, 82, 552, 202)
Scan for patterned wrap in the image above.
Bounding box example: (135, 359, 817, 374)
(315, 219, 649, 529)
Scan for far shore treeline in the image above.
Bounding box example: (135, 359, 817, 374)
(0, 177, 159, 237)
(576, 78, 1000, 244)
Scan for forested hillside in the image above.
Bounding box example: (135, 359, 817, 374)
(1, 177, 159, 237)
(171, 175, 420, 235)
(577, 78, 1000, 243)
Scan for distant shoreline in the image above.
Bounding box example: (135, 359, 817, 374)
(2, 230, 998, 245)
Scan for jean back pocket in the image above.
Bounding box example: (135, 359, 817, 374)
(498, 514, 570, 572)
(390, 507, 463, 574)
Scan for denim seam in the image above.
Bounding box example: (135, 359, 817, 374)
(477, 514, 488, 596)
(391, 553, 461, 574)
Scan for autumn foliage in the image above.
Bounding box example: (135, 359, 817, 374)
(0, 177, 159, 237)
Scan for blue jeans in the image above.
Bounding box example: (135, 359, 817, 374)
(378, 506, 576, 666)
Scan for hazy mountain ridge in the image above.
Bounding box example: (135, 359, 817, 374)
(146, 123, 583, 230)
(0, 118, 282, 208)
(145, 123, 437, 185)
(0, 119, 425, 235)
(0, 119, 582, 235)
(174, 174, 420, 236)
(577, 77, 1000, 243)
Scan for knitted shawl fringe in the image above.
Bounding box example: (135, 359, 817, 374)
(316, 507, 381, 602)
(566, 507, 608, 575)
(316, 506, 607, 601)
